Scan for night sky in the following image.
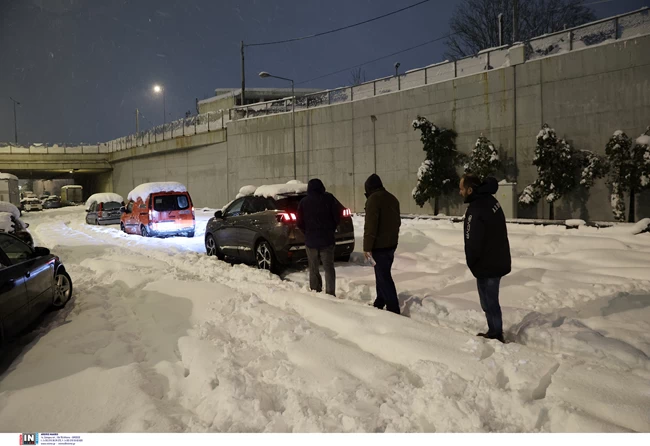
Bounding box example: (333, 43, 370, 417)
(0, 0, 646, 144)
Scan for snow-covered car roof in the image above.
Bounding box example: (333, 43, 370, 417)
(23, 197, 42, 203)
(0, 201, 20, 219)
(85, 193, 124, 210)
(235, 180, 308, 200)
(128, 182, 188, 202)
(0, 172, 18, 181)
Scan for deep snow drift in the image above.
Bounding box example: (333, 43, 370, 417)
(0, 207, 649, 433)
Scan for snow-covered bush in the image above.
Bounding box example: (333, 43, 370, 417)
(464, 135, 501, 180)
(519, 124, 606, 220)
(605, 130, 633, 222)
(412, 116, 462, 214)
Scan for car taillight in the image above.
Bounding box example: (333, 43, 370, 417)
(98, 203, 103, 218)
(192, 206, 195, 218)
(276, 212, 297, 223)
(148, 209, 153, 220)
(343, 208, 352, 217)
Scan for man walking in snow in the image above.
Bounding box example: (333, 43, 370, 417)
(460, 174, 511, 343)
(363, 174, 402, 314)
(297, 179, 343, 296)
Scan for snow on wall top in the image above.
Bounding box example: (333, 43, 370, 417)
(0, 201, 20, 218)
(85, 193, 125, 210)
(0, 173, 18, 181)
(128, 182, 188, 202)
(253, 180, 307, 199)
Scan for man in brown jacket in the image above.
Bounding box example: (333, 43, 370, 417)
(363, 174, 402, 314)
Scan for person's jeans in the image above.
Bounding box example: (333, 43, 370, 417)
(476, 277, 503, 336)
(306, 245, 336, 296)
(372, 249, 400, 314)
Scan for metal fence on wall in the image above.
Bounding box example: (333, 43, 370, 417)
(229, 8, 649, 120)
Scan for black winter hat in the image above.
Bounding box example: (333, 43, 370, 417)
(364, 174, 384, 195)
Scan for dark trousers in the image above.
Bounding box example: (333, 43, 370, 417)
(306, 245, 336, 296)
(372, 249, 400, 314)
(476, 277, 503, 336)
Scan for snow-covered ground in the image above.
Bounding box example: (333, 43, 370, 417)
(1, 207, 649, 433)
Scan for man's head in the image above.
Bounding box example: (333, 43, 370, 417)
(307, 178, 326, 195)
(364, 174, 384, 198)
(459, 174, 481, 199)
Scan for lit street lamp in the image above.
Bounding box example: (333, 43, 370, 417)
(153, 84, 166, 126)
(259, 71, 296, 180)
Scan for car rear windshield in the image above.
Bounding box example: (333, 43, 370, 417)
(153, 194, 190, 212)
(102, 201, 121, 211)
(274, 194, 306, 211)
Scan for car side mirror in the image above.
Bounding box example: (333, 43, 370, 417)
(33, 247, 50, 256)
(214, 210, 223, 219)
(24, 223, 29, 228)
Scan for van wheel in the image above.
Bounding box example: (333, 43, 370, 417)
(255, 240, 278, 274)
(141, 225, 151, 237)
(52, 270, 73, 309)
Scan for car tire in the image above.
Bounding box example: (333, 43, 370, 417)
(336, 254, 351, 263)
(141, 225, 151, 238)
(52, 270, 73, 309)
(255, 239, 279, 274)
(205, 234, 224, 260)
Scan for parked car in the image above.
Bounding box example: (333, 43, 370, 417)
(0, 201, 33, 248)
(85, 193, 124, 225)
(21, 197, 43, 212)
(42, 196, 62, 209)
(121, 182, 195, 237)
(204, 192, 355, 273)
(0, 232, 72, 343)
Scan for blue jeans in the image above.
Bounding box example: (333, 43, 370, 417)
(476, 277, 503, 336)
(372, 249, 400, 314)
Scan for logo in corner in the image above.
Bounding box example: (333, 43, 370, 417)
(19, 433, 39, 445)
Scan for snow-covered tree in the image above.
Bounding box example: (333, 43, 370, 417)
(605, 130, 633, 222)
(464, 135, 501, 180)
(519, 124, 606, 220)
(633, 127, 650, 191)
(412, 116, 462, 215)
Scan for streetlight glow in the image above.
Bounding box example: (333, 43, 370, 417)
(258, 72, 270, 78)
(153, 85, 162, 93)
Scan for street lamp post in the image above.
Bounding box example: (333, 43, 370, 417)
(10, 97, 20, 144)
(259, 71, 296, 180)
(153, 85, 166, 126)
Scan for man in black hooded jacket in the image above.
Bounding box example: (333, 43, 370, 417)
(297, 179, 343, 296)
(460, 174, 511, 343)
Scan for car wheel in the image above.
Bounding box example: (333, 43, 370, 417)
(205, 234, 224, 260)
(141, 225, 151, 237)
(52, 270, 73, 309)
(255, 240, 277, 273)
(187, 231, 195, 238)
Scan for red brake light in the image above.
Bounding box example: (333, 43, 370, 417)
(98, 203, 103, 218)
(277, 212, 297, 223)
(343, 208, 352, 217)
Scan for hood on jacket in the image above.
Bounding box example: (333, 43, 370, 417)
(307, 178, 326, 195)
(364, 174, 384, 196)
(465, 177, 499, 203)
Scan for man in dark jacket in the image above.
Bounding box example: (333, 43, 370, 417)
(297, 179, 343, 296)
(363, 174, 402, 314)
(460, 174, 511, 343)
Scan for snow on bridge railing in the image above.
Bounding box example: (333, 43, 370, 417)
(103, 110, 227, 153)
(229, 7, 650, 120)
(0, 142, 110, 154)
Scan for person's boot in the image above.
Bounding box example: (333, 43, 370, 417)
(476, 332, 490, 338)
(486, 333, 505, 343)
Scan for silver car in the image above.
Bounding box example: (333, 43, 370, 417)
(86, 200, 123, 225)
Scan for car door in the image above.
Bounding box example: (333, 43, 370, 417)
(215, 198, 245, 257)
(0, 235, 33, 338)
(124, 201, 137, 233)
(86, 202, 96, 224)
(233, 197, 272, 262)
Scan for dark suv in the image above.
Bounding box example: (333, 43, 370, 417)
(205, 194, 354, 272)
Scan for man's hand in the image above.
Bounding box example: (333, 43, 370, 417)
(364, 252, 372, 260)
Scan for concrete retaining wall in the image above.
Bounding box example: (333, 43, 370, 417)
(111, 35, 650, 220)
